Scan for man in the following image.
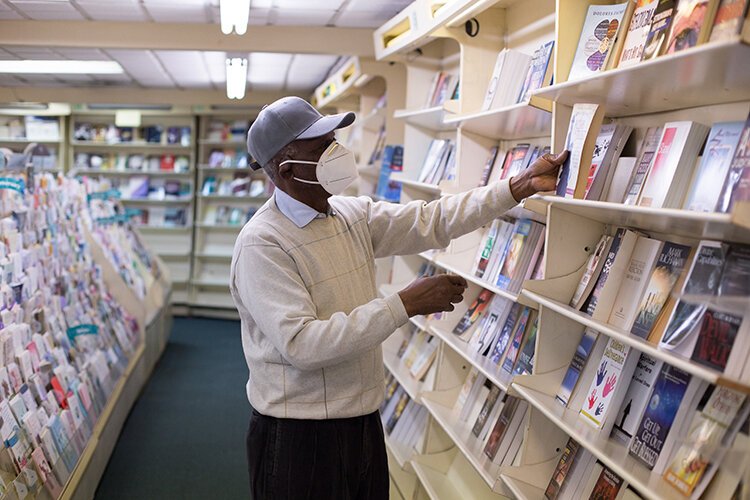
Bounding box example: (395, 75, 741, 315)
(230, 96, 567, 499)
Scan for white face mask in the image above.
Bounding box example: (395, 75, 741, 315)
(279, 141, 358, 195)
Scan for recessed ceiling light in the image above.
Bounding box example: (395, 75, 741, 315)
(0, 60, 124, 75)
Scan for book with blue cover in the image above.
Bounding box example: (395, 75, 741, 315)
(556, 328, 598, 407)
(502, 308, 533, 373)
(629, 364, 692, 469)
(489, 303, 522, 365)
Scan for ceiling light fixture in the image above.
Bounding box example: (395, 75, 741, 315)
(226, 58, 248, 100)
(0, 60, 124, 74)
(219, 0, 250, 35)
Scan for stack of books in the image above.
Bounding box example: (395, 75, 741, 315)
(380, 374, 429, 457)
(424, 72, 460, 108)
(481, 49, 533, 111)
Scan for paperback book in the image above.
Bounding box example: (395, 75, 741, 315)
(618, 0, 659, 67)
(556, 103, 605, 199)
(716, 110, 750, 213)
(623, 126, 663, 205)
(544, 437, 581, 499)
(568, 3, 630, 81)
(642, 0, 679, 59)
(556, 328, 598, 407)
(611, 353, 662, 444)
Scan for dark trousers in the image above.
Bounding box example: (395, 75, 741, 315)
(246, 409, 389, 500)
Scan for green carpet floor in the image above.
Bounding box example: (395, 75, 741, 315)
(95, 317, 250, 500)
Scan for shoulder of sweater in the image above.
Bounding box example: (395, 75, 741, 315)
(330, 194, 371, 217)
(236, 202, 289, 249)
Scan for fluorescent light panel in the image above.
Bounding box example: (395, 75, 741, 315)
(226, 57, 248, 100)
(220, 0, 250, 35)
(0, 60, 124, 74)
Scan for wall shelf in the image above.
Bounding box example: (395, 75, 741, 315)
(444, 102, 552, 140)
(394, 106, 455, 132)
(533, 38, 750, 117)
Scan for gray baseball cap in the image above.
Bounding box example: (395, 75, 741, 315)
(247, 96, 355, 171)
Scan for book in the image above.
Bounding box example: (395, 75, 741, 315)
(517, 40, 555, 102)
(584, 124, 633, 201)
(709, 0, 750, 41)
(664, 385, 747, 496)
(589, 465, 626, 499)
(489, 303, 523, 365)
(630, 241, 692, 339)
(659, 241, 728, 354)
(623, 127, 663, 205)
(475, 220, 501, 278)
(643, 0, 679, 59)
(690, 309, 743, 371)
(629, 364, 692, 469)
(482, 50, 533, 111)
(452, 289, 493, 341)
(665, 0, 721, 54)
(556, 103, 605, 199)
(568, 3, 630, 81)
(608, 235, 664, 330)
(618, 0, 660, 67)
(471, 295, 512, 355)
(718, 243, 750, 296)
(501, 308, 533, 373)
(472, 384, 502, 438)
(684, 121, 744, 212)
(483, 395, 522, 459)
(544, 437, 581, 500)
(512, 317, 538, 376)
(556, 328, 598, 407)
(478, 146, 500, 187)
(582, 228, 640, 322)
(579, 338, 638, 431)
(570, 235, 613, 309)
(496, 219, 540, 290)
(716, 110, 750, 213)
(638, 121, 710, 208)
(611, 353, 663, 444)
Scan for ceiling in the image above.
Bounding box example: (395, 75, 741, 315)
(0, 0, 412, 96)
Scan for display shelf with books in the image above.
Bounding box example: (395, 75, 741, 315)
(410, 448, 506, 500)
(0, 112, 67, 173)
(393, 105, 456, 132)
(443, 102, 552, 141)
(382, 326, 436, 404)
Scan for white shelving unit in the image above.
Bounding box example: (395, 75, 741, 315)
(372, 0, 750, 499)
(0, 109, 68, 173)
(69, 109, 197, 305)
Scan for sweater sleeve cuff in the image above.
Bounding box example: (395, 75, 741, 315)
(493, 179, 519, 212)
(385, 293, 409, 328)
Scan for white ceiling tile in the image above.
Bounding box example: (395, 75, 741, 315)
(9, 1, 85, 20)
(94, 73, 135, 84)
(248, 7, 271, 25)
(76, 1, 145, 21)
(154, 50, 211, 87)
(274, 0, 345, 9)
(274, 9, 334, 26)
(53, 48, 110, 61)
(0, 75, 24, 85)
(57, 74, 95, 83)
(0, 49, 20, 60)
(107, 49, 174, 87)
(144, 3, 209, 22)
(17, 74, 63, 83)
(249, 52, 293, 69)
(5, 47, 63, 60)
(286, 54, 338, 91)
(201, 51, 226, 86)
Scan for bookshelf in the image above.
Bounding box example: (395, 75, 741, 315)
(190, 113, 264, 315)
(0, 110, 67, 173)
(372, 0, 750, 498)
(69, 109, 196, 306)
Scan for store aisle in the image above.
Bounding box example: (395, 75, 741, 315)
(95, 317, 250, 500)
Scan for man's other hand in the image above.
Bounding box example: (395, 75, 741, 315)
(509, 149, 569, 202)
(398, 274, 468, 317)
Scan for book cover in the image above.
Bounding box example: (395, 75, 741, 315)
(517, 40, 555, 102)
(568, 3, 630, 81)
(556, 103, 605, 199)
(482, 51, 509, 111)
(589, 465, 625, 499)
(611, 353, 662, 444)
(496, 220, 533, 289)
(579, 338, 633, 429)
(690, 309, 742, 371)
(623, 127, 663, 205)
(556, 328, 598, 407)
(385, 390, 410, 434)
(637, 124, 686, 207)
(716, 111, 750, 213)
(478, 146, 500, 187)
(631, 241, 692, 339)
(663, 386, 747, 496)
(666, 0, 719, 54)
(608, 235, 663, 330)
(583, 123, 618, 199)
(501, 307, 532, 373)
(502, 144, 531, 180)
(512, 317, 538, 376)
(618, 0, 660, 67)
(483, 395, 521, 459)
(475, 220, 500, 278)
(718, 244, 750, 296)
(489, 303, 523, 365)
(642, 0, 678, 59)
(471, 384, 502, 438)
(709, 0, 750, 41)
(660, 241, 727, 351)
(452, 289, 493, 340)
(684, 121, 744, 212)
(570, 235, 613, 309)
(582, 228, 638, 320)
(629, 364, 692, 469)
(472, 295, 511, 355)
(544, 437, 581, 499)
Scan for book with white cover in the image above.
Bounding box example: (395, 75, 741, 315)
(568, 3, 630, 81)
(481, 49, 532, 111)
(637, 121, 710, 208)
(607, 235, 664, 330)
(618, 0, 659, 68)
(556, 103, 605, 199)
(604, 157, 637, 203)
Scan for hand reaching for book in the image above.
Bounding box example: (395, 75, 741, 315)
(398, 274, 468, 317)
(509, 150, 569, 202)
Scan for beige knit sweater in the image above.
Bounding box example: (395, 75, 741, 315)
(230, 180, 518, 419)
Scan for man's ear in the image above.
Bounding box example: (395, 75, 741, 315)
(276, 144, 297, 180)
